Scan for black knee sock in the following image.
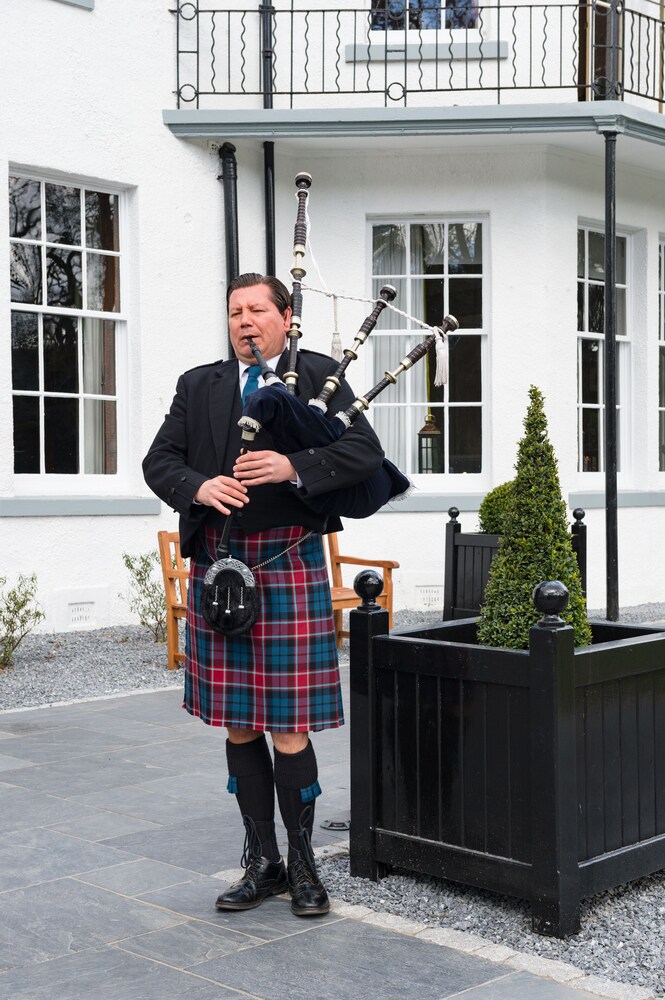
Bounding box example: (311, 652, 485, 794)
(226, 736, 280, 862)
(273, 741, 321, 866)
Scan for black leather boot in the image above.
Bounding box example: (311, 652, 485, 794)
(216, 817, 287, 912)
(287, 808, 330, 917)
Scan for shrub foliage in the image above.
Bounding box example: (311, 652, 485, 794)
(0, 573, 45, 668)
(478, 480, 514, 534)
(477, 386, 592, 650)
(121, 551, 167, 642)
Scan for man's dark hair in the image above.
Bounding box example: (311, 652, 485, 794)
(226, 273, 291, 315)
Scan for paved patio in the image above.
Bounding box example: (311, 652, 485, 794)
(0, 667, 649, 999)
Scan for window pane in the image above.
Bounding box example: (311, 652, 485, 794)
(588, 284, 604, 333)
(449, 334, 481, 401)
(84, 400, 117, 474)
(445, 0, 477, 29)
(373, 224, 406, 275)
(374, 404, 408, 471)
(85, 191, 119, 251)
(577, 229, 585, 279)
(419, 278, 444, 327)
(83, 319, 116, 394)
(660, 348, 665, 408)
(577, 282, 584, 331)
(581, 339, 600, 403)
(45, 183, 81, 245)
(617, 287, 626, 336)
(448, 223, 482, 275)
(449, 407, 481, 473)
(449, 277, 482, 328)
(415, 406, 444, 474)
(410, 224, 444, 275)
(10, 243, 42, 303)
(11, 312, 39, 391)
(660, 411, 665, 472)
(87, 253, 120, 312)
(46, 248, 82, 307)
(9, 176, 41, 239)
(13, 396, 40, 473)
(371, 334, 411, 403)
(45, 397, 78, 473)
(44, 315, 78, 393)
(582, 409, 600, 471)
(588, 231, 604, 279)
(616, 236, 626, 285)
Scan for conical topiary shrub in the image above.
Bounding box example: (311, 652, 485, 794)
(477, 386, 592, 650)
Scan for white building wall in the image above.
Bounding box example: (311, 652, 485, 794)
(1, 0, 664, 632)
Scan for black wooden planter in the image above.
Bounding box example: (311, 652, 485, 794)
(443, 506, 588, 619)
(349, 579, 665, 937)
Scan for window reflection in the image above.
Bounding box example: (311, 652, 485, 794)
(45, 183, 81, 245)
(46, 248, 82, 308)
(11, 312, 39, 391)
(9, 176, 41, 239)
(10, 243, 42, 304)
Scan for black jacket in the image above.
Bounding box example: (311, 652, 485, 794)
(143, 349, 384, 557)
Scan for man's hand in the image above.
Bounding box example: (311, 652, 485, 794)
(194, 476, 249, 515)
(234, 450, 297, 487)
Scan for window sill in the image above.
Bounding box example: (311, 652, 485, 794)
(346, 39, 507, 63)
(0, 497, 161, 517)
(381, 491, 486, 512)
(51, 0, 95, 8)
(568, 490, 665, 509)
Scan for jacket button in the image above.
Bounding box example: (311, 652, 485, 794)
(180, 476, 186, 482)
(330, 471, 336, 478)
(169, 487, 175, 494)
(236, 511, 243, 519)
(308, 449, 315, 455)
(320, 459, 326, 466)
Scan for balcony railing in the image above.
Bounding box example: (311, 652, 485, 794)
(172, 1, 665, 112)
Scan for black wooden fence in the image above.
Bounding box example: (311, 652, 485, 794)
(443, 506, 588, 619)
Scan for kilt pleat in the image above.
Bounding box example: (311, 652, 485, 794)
(184, 525, 343, 732)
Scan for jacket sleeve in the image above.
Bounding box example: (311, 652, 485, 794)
(287, 361, 385, 498)
(142, 374, 209, 516)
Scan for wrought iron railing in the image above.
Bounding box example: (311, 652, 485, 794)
(172, 1, 664, 112)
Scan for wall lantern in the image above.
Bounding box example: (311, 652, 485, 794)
(417, 412, 443, 474)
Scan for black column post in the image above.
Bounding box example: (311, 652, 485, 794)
(218, 143, 240, 357)
(604, 130, 619, 621)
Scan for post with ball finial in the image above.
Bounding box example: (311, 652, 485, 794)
(528, 581, 580, 937)
(349, 569, 389, 881)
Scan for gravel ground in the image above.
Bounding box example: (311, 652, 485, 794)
(1, 604, 665, 995)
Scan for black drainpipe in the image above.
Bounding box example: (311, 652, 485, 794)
(264, 142, 276, 275)
(260, 2, 276, 274)
(218, 142, 239, 357)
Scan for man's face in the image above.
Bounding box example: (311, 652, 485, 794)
(228, 284, 291, 364)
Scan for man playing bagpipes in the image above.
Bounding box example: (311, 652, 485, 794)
(143, 272, 386, 917)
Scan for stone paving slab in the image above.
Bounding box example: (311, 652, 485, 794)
(0, 687, 656, 1000)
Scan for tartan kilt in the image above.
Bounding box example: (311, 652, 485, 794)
(184, 524, 344, 733)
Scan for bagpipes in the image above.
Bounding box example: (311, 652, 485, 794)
(201, 171, 458, 636)
(238, 171, 459, 519)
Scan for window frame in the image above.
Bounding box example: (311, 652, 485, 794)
(367, 214, 488, 489)
(8, 169, 129, 493)
(576, 221, 631, 479)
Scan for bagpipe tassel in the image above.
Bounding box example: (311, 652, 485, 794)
(330, 295, 343, 362)
(434, 331, 449, 387)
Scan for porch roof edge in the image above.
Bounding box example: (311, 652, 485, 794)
(162, 101, 665, 145)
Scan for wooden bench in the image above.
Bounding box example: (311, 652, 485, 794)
(157, 529, 399, 669)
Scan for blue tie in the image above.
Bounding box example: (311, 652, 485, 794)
(242, 365, 262, 404)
